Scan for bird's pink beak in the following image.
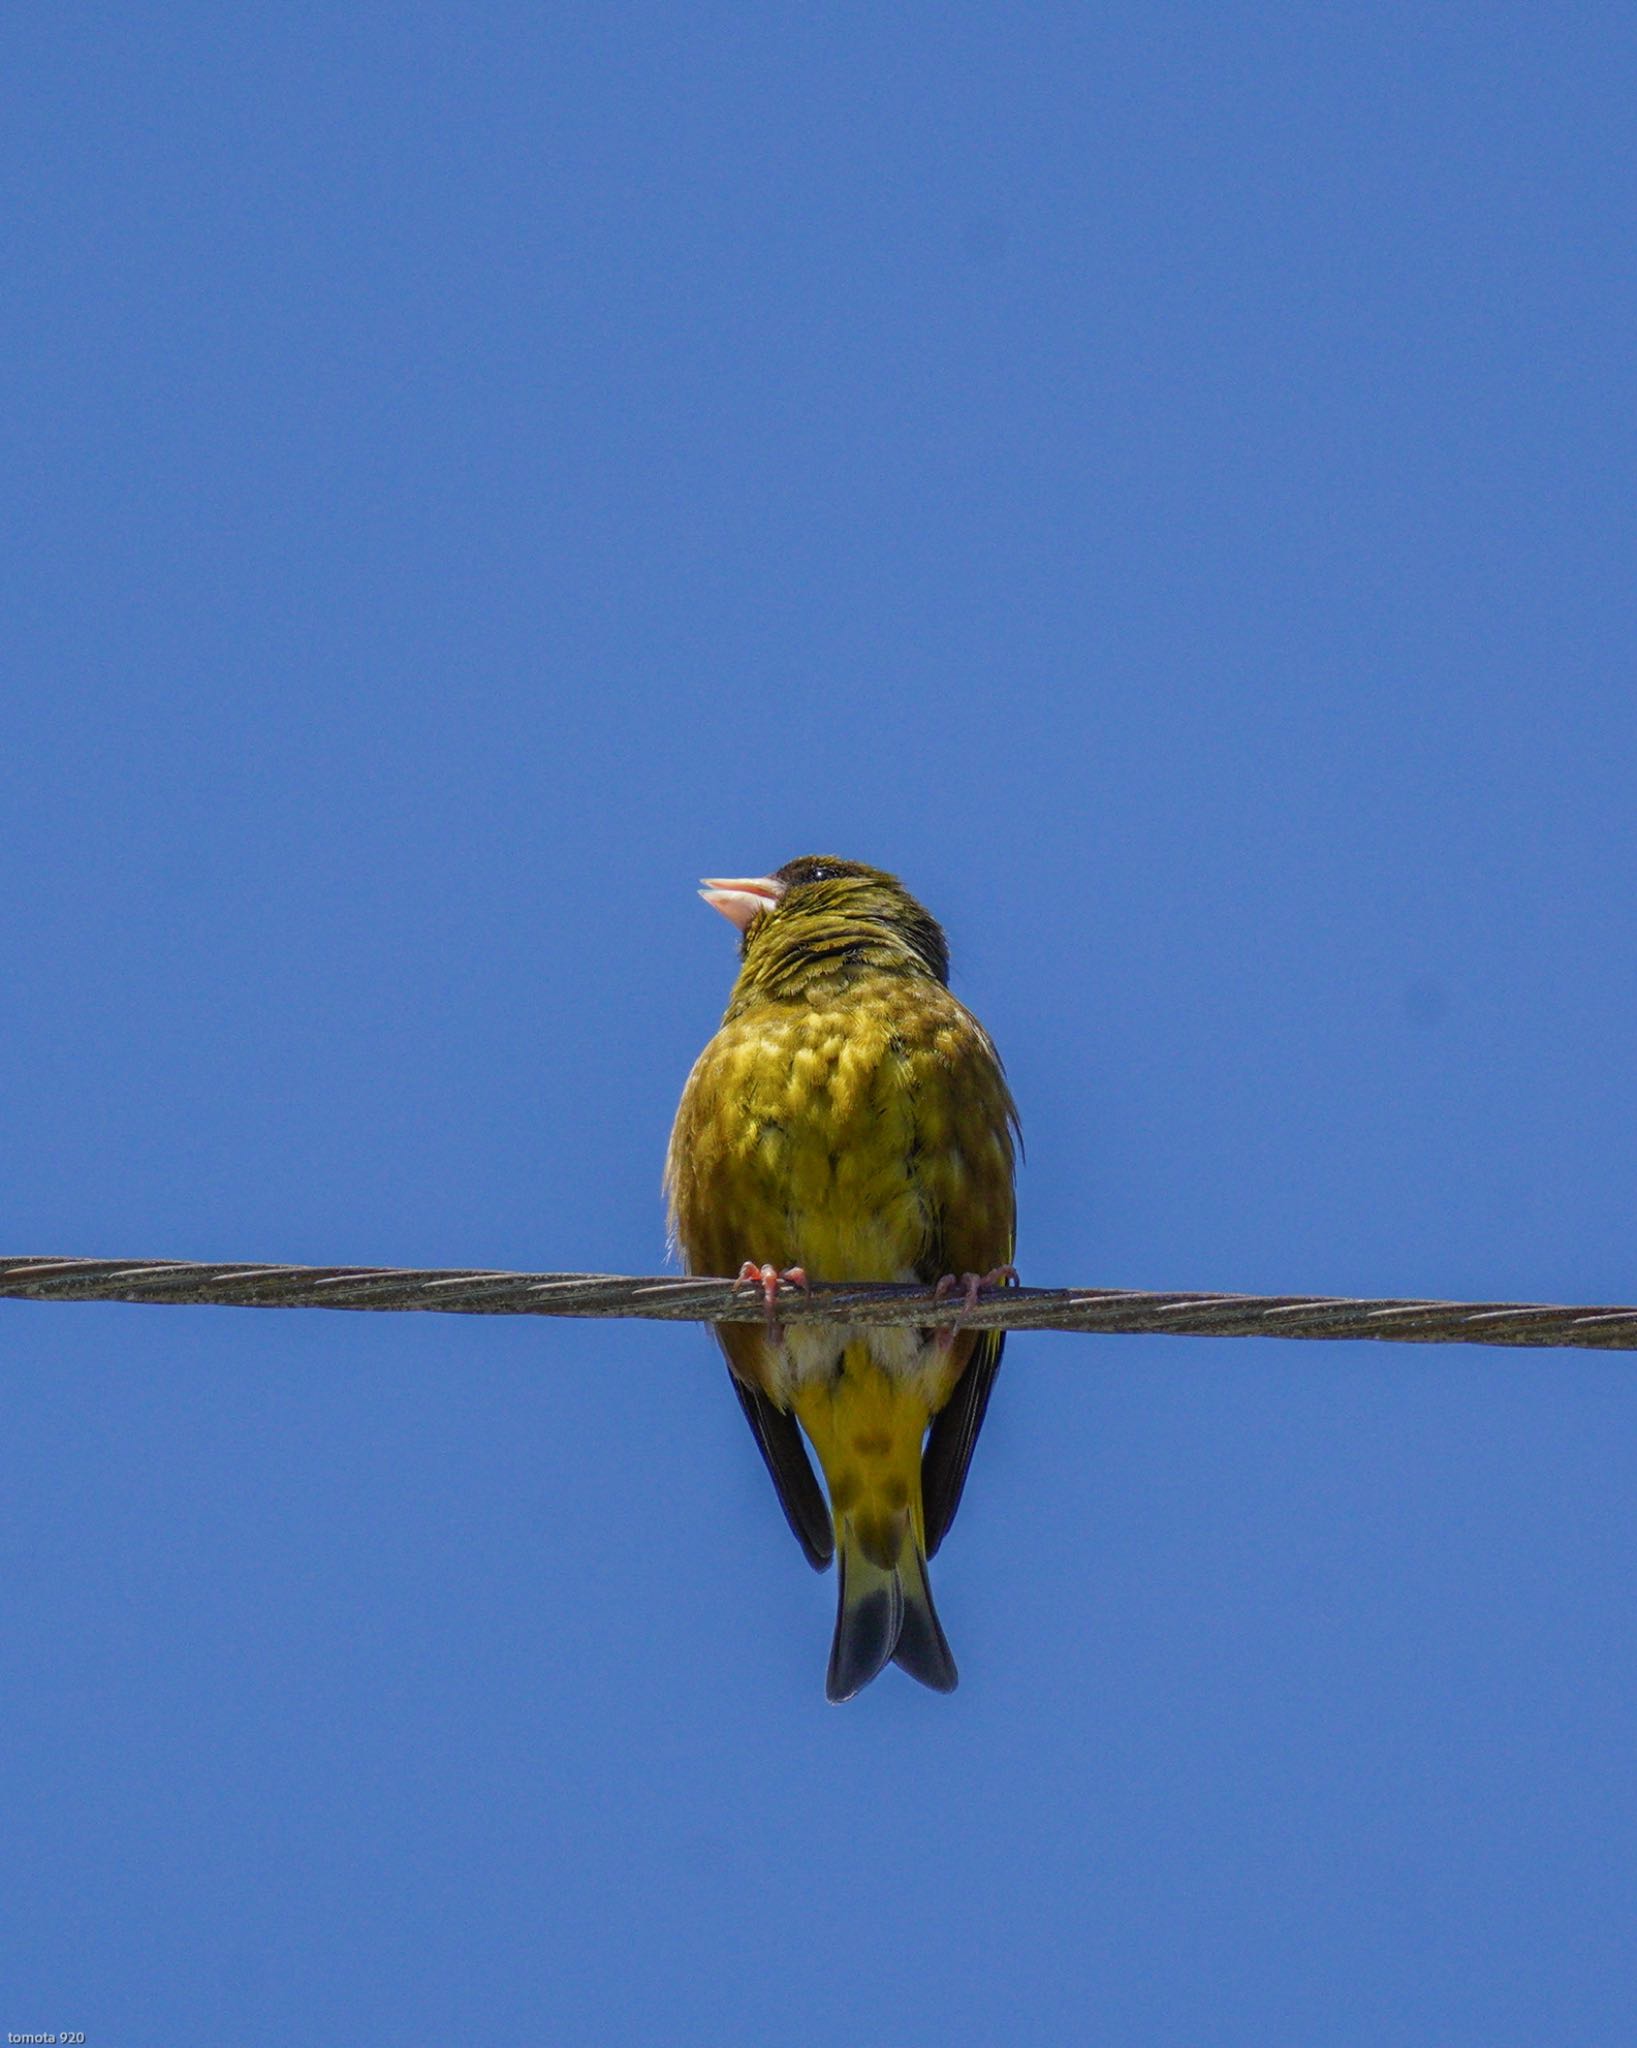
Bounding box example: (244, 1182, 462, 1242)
(700, 874, 785, 933)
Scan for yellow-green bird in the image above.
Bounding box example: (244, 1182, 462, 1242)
(665, 856, 1018, 1701)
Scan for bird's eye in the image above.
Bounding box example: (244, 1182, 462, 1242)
(773, 855, 859, 890)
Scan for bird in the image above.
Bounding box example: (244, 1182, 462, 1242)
(665, 856, 1018, 1701)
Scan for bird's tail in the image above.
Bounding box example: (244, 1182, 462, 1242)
(792, 1341, 961, 1702)
(827, 1507, 958, 1703)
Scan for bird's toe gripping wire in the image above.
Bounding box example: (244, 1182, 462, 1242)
(932, 1264, 1020, 1353)
(733, 1261, 811, 1337)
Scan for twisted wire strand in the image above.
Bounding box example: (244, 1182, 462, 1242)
(3, 1254, 1636, 1350)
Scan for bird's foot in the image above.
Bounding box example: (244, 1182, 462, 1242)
(932, 1265, 1019, 1352)
(733, 1261, 811, 1337)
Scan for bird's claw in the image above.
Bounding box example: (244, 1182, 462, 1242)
(932, 1265, 1019, 1352)
(733, 1261, 811, 1337)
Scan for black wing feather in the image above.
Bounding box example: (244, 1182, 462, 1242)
(728, 1369, 834, 1570)
(921, 1330, 1004, 1558)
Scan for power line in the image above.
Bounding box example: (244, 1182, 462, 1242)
(2, 1253, 1635, 1350)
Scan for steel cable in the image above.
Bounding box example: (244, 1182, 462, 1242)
(3, 1254, 1636, 1350)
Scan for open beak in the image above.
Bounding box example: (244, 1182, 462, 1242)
(700, 873, 785, 933)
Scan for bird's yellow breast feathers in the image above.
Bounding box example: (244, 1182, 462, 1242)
(667, 975, 1014, 1312)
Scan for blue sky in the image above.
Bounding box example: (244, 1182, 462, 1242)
(5, 4, 1637, 2041)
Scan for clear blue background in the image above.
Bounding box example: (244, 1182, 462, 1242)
(5, 5, 1636, 2041)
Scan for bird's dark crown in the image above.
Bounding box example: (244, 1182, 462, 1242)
(730, 855, 951, 1003)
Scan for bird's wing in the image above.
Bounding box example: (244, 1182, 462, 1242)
(915, 998, 1018, 1556)
(668, 1025, 835, 1570)
(921, 1327, 1003, 1558)
(720, 1325, 834, 1570)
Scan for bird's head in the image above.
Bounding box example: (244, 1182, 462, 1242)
(700, 856, 951, 1002)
